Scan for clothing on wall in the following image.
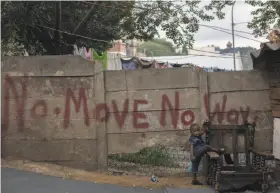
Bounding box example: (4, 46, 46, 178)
(83, 47, 93, 60)
(107, 53, 122, 70)
(73, 45, 83, 56)
(73, 46, 230, 72)
(136, 58, 155, 69)
(169, 63, 185, 68)
(73, 45, 108, 70)
(153, 61, 168, 68)
(121, 57, 138, 70)
(203, 67, 227, 72)
(93, 50, 107, 70)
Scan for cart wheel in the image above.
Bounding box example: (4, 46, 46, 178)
(206, 177, 212, 185)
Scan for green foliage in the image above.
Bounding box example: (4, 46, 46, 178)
(137, 38, 180, 56)
(3, 1, 277, 56)
(108, 145, 174, 167)
(245, 0, 280, 37)
(1, 1, 134, 55)
(1, 1, 234, 55)
(182, 44, 188, 55)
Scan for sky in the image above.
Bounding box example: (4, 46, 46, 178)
(158, 0, 268, 49)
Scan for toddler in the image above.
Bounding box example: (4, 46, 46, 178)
(189, 122, 225, 185)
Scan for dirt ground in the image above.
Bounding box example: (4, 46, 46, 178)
(1, 158, 205, 189)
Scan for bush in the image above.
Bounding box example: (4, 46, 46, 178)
(108, 145, 174, 167)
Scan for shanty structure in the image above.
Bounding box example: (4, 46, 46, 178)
(251, 41, 280, 160)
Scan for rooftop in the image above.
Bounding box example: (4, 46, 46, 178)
(141, 53, 243, 70)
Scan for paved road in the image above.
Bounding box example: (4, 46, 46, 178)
(1, 168, 214, 193)
(1, 168, 278, 193)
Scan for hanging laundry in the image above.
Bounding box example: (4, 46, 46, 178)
(107, 53, 122, 70)
(93, 49, 108, 70)
(83, 47, 93, 60)
(73, 45, 84, 56)
(136, 58, 154, 69)
(121, 57, 138, 70)
(169, 63, 184, 68)
(73, 45, 109, 70)
(153, 61, 168, 68)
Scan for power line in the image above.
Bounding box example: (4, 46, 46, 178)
(36, 24, 112, 43)
(188, 48, 246, 57)
(144, 54, 245, 60)
(199, 24, 253, 35)
(36, 23, 249, 59)
(200, 25, 262, 43)
(81, 1, 254, 35)
(232, 0, 236, 71)
(81, 1, 261, 43)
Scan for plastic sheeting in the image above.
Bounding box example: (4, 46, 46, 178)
(141, 55, 243, 71)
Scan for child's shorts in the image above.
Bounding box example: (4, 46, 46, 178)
(191, 157, 201, 173)
(191, 145, 212, 173)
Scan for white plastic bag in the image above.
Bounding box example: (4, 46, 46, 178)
(187, 161, 192, 172)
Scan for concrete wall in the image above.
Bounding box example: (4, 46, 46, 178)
(105, 69, 273, 155)
(1, 56, 274, 173)
(1, 56, 100, 171)
(105, 68, 202, 154)
(274, 118, 280, 159)
(208, 71, 272, 152)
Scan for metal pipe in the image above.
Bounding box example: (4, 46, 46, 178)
(231, 1, 236, 71)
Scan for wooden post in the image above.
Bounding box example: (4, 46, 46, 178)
(232, 129, 238, 167)
(95, 62, 108, 171)
(199, 69, 209, 176)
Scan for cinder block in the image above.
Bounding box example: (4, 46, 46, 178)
(254, 129, 273, 152)
(105, 88, 199, 112)
(209, 90, 271, 112)
(2, 139, 97, 162)
(106, 109, 200, 133)
(107, 130, 191, 154)
(1, 56, 96, 76)
(1, 76, 94, 99)
(209, 71, 269, 92)
(105, 71, 126, 91)
(209, 111, 273, 130)
(126, 68, 199, 90)
(2, 118, 97, 140)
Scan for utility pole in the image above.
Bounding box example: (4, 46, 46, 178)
(55, 1, 62, 55)
(231, 0, 236, 71)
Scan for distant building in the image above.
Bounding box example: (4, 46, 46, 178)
(107, 39, 145, 57)
(107, 40, 127, 56)
(189, 45, 220, 56)
(141, 53, 243, 71)
(142, 45, 243, 70)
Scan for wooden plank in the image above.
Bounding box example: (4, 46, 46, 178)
(272, 110, 280, 118)
(210, 125, 239, 130)
(251, 150, 274, 160)
(271, 104, 280, 111)
(206, 152, 219, 159)
(271, 98, 280, 104)
(270, 88, 280, 99)
(244, 130, 250, 165)
(220, 171, 261, 176)
(232, 129, 239, 167)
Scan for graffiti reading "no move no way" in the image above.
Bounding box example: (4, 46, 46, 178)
(2, 74, 254, 131)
